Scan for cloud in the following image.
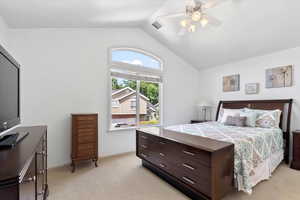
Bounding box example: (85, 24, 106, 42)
(121, 59, 143, 66)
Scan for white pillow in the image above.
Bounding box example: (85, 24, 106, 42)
(219, 109, 243, 124)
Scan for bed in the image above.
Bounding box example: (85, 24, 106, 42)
(136, 99, 293, 200)
(165, 122, 284, 194)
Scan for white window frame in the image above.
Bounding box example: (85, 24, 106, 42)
(108, 47, 163, 132)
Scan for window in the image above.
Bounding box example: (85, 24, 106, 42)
(130, 99, 136, 110)
(112, 100, 120, 108)
(109, 48, 163, 130)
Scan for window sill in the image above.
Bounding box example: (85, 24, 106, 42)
(109, 127, 137, 132)
(109, 124, 162, 133)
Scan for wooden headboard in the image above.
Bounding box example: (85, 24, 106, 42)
(216, 99, 293, 164)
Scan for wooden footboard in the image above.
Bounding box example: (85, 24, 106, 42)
(136, 128, 234, 200)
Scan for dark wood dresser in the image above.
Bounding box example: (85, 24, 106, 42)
(0, 126, 48, 200)
(291, 131, 300, 170)
(136, 128, 234, 200)
(71, 114, 98, 172)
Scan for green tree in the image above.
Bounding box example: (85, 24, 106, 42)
(123, 79, 137, 90)
(112, 78, 121, 90)
(140, 81, 159, 105)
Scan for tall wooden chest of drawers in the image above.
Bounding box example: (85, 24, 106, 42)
(71, 113, 98, 172)
(291, 131, 300, 170)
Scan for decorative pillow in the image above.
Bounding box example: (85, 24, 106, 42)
(224, 115, 247, 127)
(219, 109, 243, 123)
(244, 108, 282, 128)
(239, 110, 257, 127)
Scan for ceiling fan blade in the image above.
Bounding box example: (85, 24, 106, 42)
(202, 0, 229, 9)
(205, 14, 222, 26)
(157, 12, 185, 20)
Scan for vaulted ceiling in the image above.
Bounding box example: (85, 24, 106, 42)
(1, 0, 300, 69)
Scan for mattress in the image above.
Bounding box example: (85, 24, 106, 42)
(164, 121, 284, 194)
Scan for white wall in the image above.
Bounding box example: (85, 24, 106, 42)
(0, 16, 8, 49)
(198, 47, 300, 130)
(7, 28, 200, 167)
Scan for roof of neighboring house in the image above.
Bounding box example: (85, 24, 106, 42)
(112, 87, 149, 101)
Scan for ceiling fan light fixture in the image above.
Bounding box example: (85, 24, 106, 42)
(188, 24, 196, 32)
(191, 11, 202, 21)
(180, 19, 188, 27)
(200, 17, 208, 27)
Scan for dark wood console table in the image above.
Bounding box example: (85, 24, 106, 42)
(0, 126, 48, 200)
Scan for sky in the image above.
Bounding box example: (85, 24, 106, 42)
(112, 50, 161, 69)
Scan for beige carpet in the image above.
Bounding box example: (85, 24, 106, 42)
(48, 152, 300, 200)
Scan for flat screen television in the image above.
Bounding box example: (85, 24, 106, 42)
(0, 45, 20, 134)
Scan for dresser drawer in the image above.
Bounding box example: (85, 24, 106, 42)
(174, 170, 211, 197)
(77, 150, 97, 158)
(76, 128, 97, 136)
(138, 148, 155, 162)
(76, 123, 97, 129)
(75, 115, 97, 121)
(177, 161, 211, 182)
(78, 135, 96, 144)
(175, 144, 211, 167)
(78, 143, 96, 151)
(76, 143, 96, 158)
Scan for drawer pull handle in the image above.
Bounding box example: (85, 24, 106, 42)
(159, 153, 165, 157)
(159, 164, 165, 168)
(141, 153, 147, 158)
(141, 136, 148, 139)
(23, 176, 36, 183)
(182, 163, 195, 171)
(37, 191, 44, 196)
(141, 145, 147, 149)
(182, 150, 195, 156)
(159, 142, 166, 145)
(37, 151, 47, 156)
(182, 176, 195, 185)
(38, 170, 45, 175)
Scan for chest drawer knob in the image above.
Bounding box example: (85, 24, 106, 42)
(141, 135, 148, 139)
(159, 153, 165, 157)
(141, 153, 148, 158)
(159, 142, 166, 145)
(182, 163, 195, 171)
(37, 191, 44, 196)
(22, 176, 36, 184)
(159, 163, 166, 168)
(182, 176, 195, 185)
(37, 151, 47, 156)
(182, 150, 195, 156)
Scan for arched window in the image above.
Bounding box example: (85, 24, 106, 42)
(109, 48, 163, 130)
(111, 48, 162, 70)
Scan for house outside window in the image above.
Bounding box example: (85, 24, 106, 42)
(109, 48, 163, 130)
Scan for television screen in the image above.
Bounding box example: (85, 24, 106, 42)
(0, 46, 20, 133)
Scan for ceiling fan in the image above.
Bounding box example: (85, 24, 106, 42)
(152, 0, 227, 34)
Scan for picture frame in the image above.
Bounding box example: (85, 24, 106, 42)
(223, 74, 240, 92)
(266, 65, 293, 88)
(245, 83, 259, 95)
